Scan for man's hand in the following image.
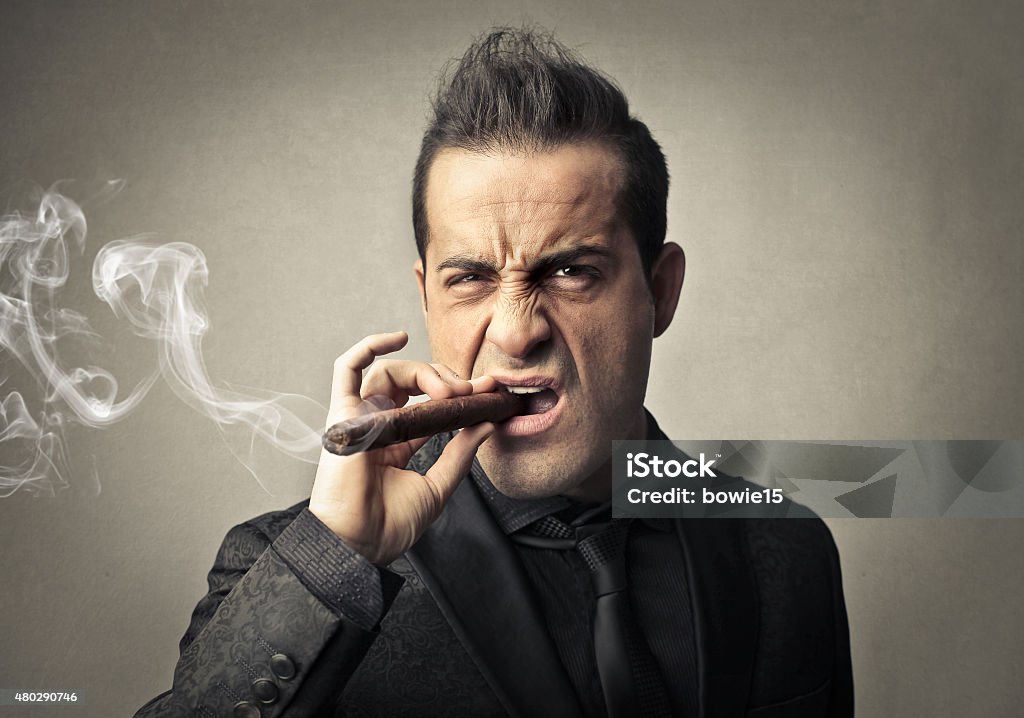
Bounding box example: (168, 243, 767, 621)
(309, 331, 496, 565)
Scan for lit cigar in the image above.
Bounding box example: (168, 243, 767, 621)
(322, 390, 529, 456)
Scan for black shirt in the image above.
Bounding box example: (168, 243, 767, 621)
(469, 459, 699, 717)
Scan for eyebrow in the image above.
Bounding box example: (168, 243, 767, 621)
(434, 244, 614, 274)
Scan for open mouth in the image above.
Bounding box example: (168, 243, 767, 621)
(502, 385, 559, 415)
(491, 378, 564, 437)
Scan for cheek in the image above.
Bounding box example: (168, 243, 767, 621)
(567, 293, 654, 400)
(577, 318, 647, 378)
(426, 309, 486, 376)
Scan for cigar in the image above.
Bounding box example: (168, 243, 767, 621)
(322, 390, 529, 456)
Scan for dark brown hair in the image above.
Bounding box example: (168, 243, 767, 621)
(412, 28, 669, 275)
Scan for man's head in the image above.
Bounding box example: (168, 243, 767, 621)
(413, 28, 669, 277)
(412, 29, 685, 501)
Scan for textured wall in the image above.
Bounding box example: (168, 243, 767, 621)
(1, 1, 1021, 715)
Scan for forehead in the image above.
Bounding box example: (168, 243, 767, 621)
(424, 142, 627, 262)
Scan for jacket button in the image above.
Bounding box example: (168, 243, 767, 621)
(269, 653, 296, 680)
(252, 678, 279, 704)
(232, 701, 261, 718)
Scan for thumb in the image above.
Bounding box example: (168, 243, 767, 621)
(423, 422, 495, 506)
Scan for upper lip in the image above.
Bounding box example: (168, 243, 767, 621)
(491, 376, 562, 393)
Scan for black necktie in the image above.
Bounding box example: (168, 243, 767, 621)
(514, 514, 673, 718)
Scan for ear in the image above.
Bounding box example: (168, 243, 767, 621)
(650, 242, 685, 338)
(413, 258, 428, 314)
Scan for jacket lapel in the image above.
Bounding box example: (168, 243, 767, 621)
(649, 415, 758, 717)
(405, 477, 583, 718)
(675, 518, 758, 718)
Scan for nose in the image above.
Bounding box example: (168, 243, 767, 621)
(484, 291, 551, 360)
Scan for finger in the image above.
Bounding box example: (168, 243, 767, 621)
(422, 422, 495, 506)
(331, 331, 408, 414)
(404, 435, 432, 456)
(431, 364, 475, 394)
(369, 432, 433, 471)
(361, 360, 473, 402)
(469, 375, 498, 394)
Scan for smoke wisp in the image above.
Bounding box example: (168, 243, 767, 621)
(0, 185, 325, 497)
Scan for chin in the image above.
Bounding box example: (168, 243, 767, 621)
(477, 439, 604, 500)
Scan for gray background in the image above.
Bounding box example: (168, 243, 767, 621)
(1, 1, 1022, 715)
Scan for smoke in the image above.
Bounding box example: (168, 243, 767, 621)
(0, 184, 325, 497)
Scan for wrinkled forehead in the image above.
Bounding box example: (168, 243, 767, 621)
(423, 143, 628, 265)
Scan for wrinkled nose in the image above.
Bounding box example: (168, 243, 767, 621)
(484, 292, 551, 360)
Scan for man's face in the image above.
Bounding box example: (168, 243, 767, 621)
(416, 142, 672, 501)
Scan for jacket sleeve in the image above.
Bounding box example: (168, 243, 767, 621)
(135, 507, 404, 717)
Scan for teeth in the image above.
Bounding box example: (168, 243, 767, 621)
(505, 386, 545, 394)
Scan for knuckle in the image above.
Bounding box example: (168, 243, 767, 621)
(362, 357, 399, 380)
(427, 364, 451, 382)
(337, 344, 367, 369)
(368, 363, 398, 387)
(360, 372, 386, 394)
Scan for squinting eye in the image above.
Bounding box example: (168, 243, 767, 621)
(547, 264, 600, 291)
(445, 272, 492, 293)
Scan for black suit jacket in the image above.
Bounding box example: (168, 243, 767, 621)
(137, 432, 853, 718)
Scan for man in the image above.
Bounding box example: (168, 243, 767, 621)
(138, 29, 852, 717)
